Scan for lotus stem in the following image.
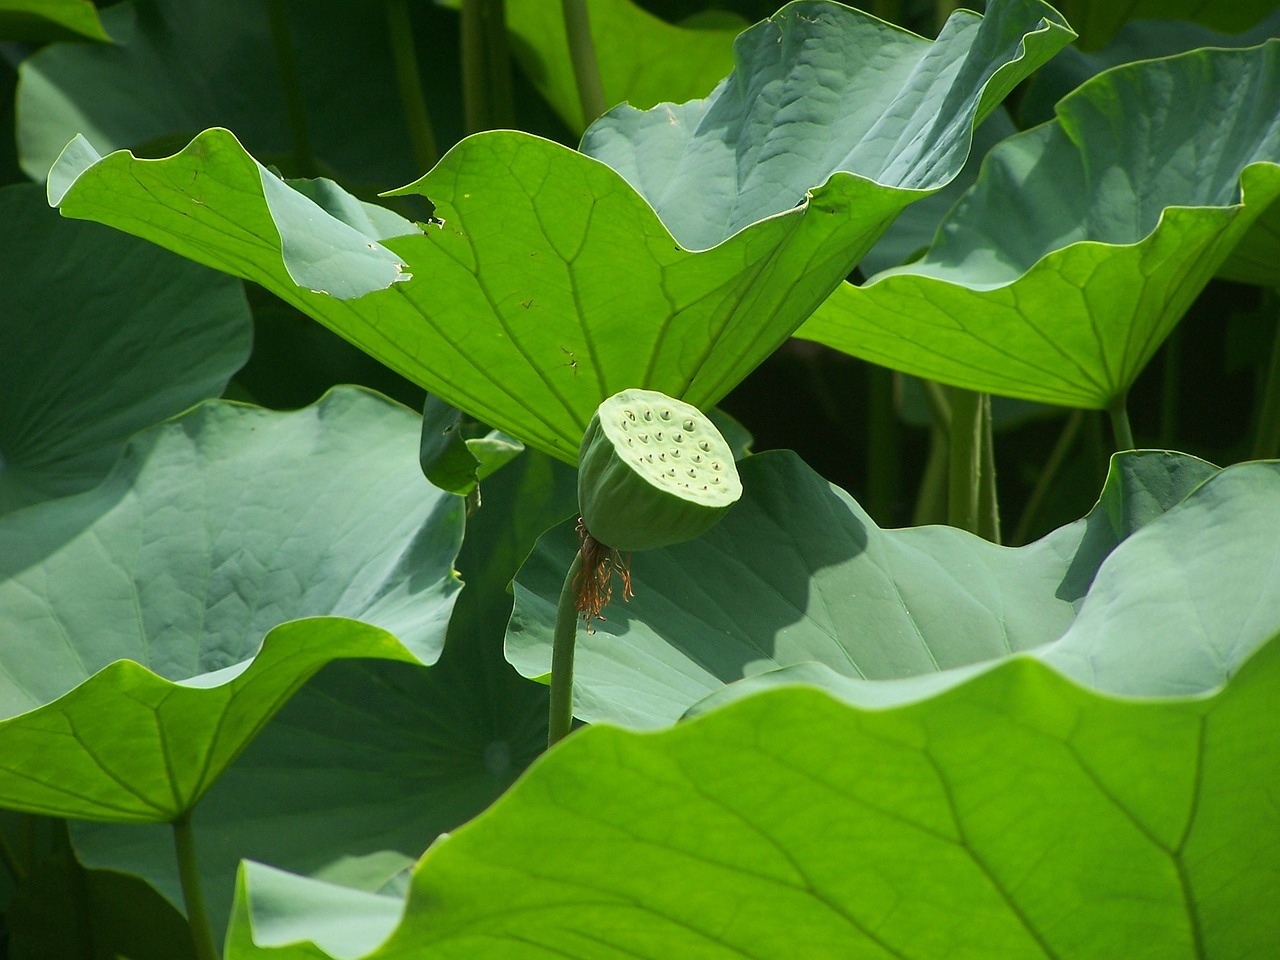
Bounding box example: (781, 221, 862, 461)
(912, 424, 949, 526)
(947, 386, 983, 534)
(1109, 396, 1136, 451)
(462, 0, 514, 133)
(913, 381, 951, 526)
(172, 810, 221, 960)
(265, 0, 316, 177)
(1013, 409, 1082, 545)
(548, 550, 585, 747)
(562, 0, 607, 127)
(978, 394, 1001, 543)
(386, 0, 440, 173)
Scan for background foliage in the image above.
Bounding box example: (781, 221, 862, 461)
(1, 0, 1278, 957)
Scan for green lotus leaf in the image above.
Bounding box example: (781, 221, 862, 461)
(0, 183, 251, 515)
(0, 388, 463, 822)
(440, 0, 745, 134)
(16, 0, 459, 185)
(50, 0, 1071, 463)
(69, 449, 576, 938)
(0, 0, 109, 42)
(48, 133, 416, 300)
(507, 449, 1228, 729)
(1018, 12, 1280, 289)
(581, 0, 1070, 253)
(1054, 0, 1280, 49)
(223, 629, 1280, 958)
(799, 42, 1280, 410)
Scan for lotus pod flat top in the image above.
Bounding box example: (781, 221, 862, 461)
(591, 389, 742, 509)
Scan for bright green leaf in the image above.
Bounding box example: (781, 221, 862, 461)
(50, 0, 1071, 462)
(0, 183, 251, 514)
(507, 449, 1221, 729)
(223, 631, 1280, 959)
(48, 133, 416, 300)
(0, 388, 463, 822)
(799, 43, 1280, 410)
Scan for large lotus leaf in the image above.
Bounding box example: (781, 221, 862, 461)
(1054, 0, 1280, 49)
(506, 449, 1221, 729)
(223, 628, 1280, 959)
(441, 0, 745, 134)
(16, 0, 458, 185)
(798, 43, 1280, 410)
(0, 183, 251, 515)
(49, 1, 1071, 464)
(0, 388, 463, 822)
(1018, 13, 1280, 289)
(0, 0, 109, 42)
(581, 0, 1071, 252)
(69, 449, 577, 938)
(692, 458, 1280, 719)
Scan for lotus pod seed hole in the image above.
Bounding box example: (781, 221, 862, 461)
(683, 420, 695, 431)
(643, 410, 653, 421)
(660, 410, 672, 421)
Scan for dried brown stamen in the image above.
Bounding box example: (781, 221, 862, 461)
(574, 518, 633, 633)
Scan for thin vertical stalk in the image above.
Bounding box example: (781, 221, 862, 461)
(1109, 395, 1136, 451)
(548, 552, 585, 748)
(461, 0, 513, 134)
(386, 0, 440, 173)
(562, 0, 607, 126)
(482, 0, 514, 128)
(947, 387, 983, 533)
(1251, 301, 1280, 460)
(461, 0, 487, 132)
(912, 381, 951, 526)
(912, 426, 949, 526)
(265, 0, 316, 177)
(977, 394, 1001, 544)
(172, 811, 220, 960)
(866, 365, 900, 525)
(1012, 410, 1082, 545)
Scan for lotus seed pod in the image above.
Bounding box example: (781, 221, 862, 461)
(578, 389, 742, 552)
